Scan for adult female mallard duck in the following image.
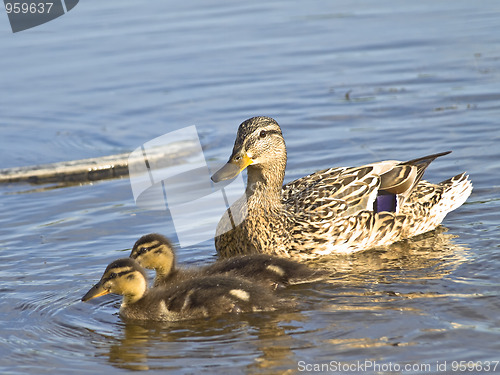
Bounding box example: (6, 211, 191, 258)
(130, 233, 330, 288)
(211, 116, 473, 259)
(81, 258, 286, 321)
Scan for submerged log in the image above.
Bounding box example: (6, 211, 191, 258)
(0, 140, 198, 185)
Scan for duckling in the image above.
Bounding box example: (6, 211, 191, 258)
(82, 258, 286, 321)
(129, 233, 330, 289)
(211, 116, 472, 258)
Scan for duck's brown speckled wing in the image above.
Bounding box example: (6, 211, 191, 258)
(283, 151, 453, 218)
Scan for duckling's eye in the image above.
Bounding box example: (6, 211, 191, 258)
(137, 247, 149, 255)
(109, 272, 118, 279)
(259, 130, 267, 138)
(234, 155, 242, 162)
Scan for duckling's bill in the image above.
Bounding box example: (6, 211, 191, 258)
(211, 154, 253, 182)
(81, 282, 110, 302)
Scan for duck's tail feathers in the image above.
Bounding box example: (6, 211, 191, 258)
(438, 172, 473, 214)
(403, 151, 452, 193)
(288, 269, 332, 285)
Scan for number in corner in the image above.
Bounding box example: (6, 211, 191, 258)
(4, 2, 54, 14)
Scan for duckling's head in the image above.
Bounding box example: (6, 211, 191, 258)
(129, 233, 176, 278)
(211, 117, 287, 183)
(82, 258, 148, 305)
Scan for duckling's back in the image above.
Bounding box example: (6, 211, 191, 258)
(203, 254, 330, 288)
(119, 275, 291, 321)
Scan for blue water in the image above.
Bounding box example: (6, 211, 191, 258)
(1, 1, 500, 374)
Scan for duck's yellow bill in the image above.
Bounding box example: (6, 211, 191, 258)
(81, 283, 110, 302)
(211, 154, 252, 182)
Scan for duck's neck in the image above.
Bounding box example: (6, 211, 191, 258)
(155, 252, 176, 279)
(155, 267, 178, 286)
(156, 262, 175, 280)
(121, 278, 147, 306)
(245, 161, 285, 208)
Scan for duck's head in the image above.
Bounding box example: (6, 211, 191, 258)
(211, 117, 287, 183)
(82, 258, 147, 305)
(129, 233, 176, 278)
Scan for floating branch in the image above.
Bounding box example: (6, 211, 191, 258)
(0, 140, 198, 185)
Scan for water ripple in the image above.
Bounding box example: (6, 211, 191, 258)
(1, 0, 500, 374)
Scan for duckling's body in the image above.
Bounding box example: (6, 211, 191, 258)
(204, 253, 329, 287)
(82, 258, 285, 321)
(120, 275, 283, 321)
(130, 233, 330, 288)
(211, 116, 473, 259)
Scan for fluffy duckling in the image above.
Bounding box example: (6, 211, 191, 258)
(82, 258, 285, 321)
(130, 233, 330, 289)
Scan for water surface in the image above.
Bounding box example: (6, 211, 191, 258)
(1, 1, 499, 374)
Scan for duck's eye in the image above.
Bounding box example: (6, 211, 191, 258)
(137, 247, 149, 255)
(234, 155, 242, 161)
(259, 130, 267, 138)
(109, 272, 118, 279)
